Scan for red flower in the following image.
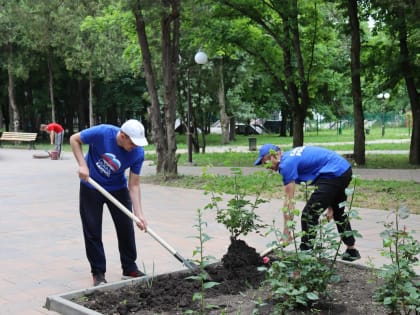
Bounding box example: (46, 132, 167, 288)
(262, 256, 270, 264)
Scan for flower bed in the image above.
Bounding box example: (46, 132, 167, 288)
(66, 239, 386, 315)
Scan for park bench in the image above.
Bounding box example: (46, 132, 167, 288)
(0, 131, 38, 149)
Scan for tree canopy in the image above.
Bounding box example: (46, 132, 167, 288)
(1, 0, 419, 168)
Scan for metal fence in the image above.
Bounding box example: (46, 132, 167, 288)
(305, 112, 412, 133)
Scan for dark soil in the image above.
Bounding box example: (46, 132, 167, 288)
(75, 239, 387, 314)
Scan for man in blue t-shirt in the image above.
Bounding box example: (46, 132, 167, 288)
(70, 119, 149, 286)
(254, 144, 361, 261)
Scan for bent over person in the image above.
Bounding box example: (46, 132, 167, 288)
(254, 144, 361, 261)
(70, 119, 149, 286)
(40, 122, 64, 158)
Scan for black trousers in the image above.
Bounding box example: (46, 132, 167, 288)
(79, 183, 138, 275)
(300, 168, 354, 250)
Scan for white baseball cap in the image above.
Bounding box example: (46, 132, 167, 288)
(120, 119, 148, 146)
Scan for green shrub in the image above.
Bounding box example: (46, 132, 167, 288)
(373, 204, 420, 314)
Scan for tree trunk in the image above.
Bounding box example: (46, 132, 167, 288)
(348, 0, 365, 165)
(24, 82, 36, 132)
(283, 4, 306, 147)
(133, 4, 165, 172)
(192, 105, 199, 154)
(7, 44, 20, 132)
(47, 47, 56, 122)
(291, 0, 309, 147)
(410, 109, 420, 164)
(133, 0, 179, 176)
(77, 79, 86, 130)
(0, 103, 4, 130)
(291, 111, 305, 147)
(280, 109, 289, 137)
(195, 73, 206, 153)
(394, 6, 420, 164)
(161, 0, 180, 175)
(229, 116, 236, 141)
(217, 59, 229, 145)
(88, 70, 94, 127)
(200, 131, 206, 153)
(186, 69, 193, 161)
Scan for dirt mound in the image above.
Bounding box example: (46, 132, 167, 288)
(78, 239, 264, 314)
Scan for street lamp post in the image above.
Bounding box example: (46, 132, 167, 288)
(186, 68, 193, 164)
(187, 51, 208, 164)
(377, 92, 390, 137)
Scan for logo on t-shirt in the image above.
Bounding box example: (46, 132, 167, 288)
(96, 153, 121, 177)
(290, 146, 305, 157)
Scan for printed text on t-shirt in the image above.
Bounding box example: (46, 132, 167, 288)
(290, 146, 305, 157)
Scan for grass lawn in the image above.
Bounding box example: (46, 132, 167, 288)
(142, 128, 419, 214)
(141, 169, 420, 215)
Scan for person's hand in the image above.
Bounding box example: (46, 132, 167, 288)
(135, 215, 147, 231)
(325, 207, 334, 222)
(78, 165, 90, 182)
(282, 228, 293, 243)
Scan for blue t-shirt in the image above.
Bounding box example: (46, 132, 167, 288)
(279, 146, 350, 185)
(80, 124, 145, 191)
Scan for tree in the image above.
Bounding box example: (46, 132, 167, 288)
(131, 0, 180, 176)
(212, 0, 322, 146)
(64, 1, 130, 127)
(369, 0, 420, 164)
(179, 2, 239, 146)
(25, 0, 68, 122)
(0, 1, 32, 132)
(347, 0, 366, 165)
(392, 3, 420, 165)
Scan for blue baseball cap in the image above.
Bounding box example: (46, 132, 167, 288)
(254, 144, 281, 165)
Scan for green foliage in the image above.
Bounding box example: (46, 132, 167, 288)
(260, 213, 343, 313)
(260, 251, 338, 313)
(189, 207, 217, 275)
(186, 207, 220, 314)
(203, 168, 268, 240)
(94, 75, 149, 120)
(1, 0, 418, 160)
(140, 261, 154, 289)
(373, 204, 420, 314)
(67, 2, 131, 81)
(257, 176, 361, 313)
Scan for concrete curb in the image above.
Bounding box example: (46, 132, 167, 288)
(45, 273, 175, 315)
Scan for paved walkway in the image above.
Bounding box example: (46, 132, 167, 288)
(0, 148, 419, 314)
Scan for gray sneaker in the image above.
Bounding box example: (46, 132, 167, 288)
(93, 272, 107, 286)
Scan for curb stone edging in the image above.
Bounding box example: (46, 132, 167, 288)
(45, 268, 193, 315)
(45, 274, 170, 315)
(46, 293, 102, 315)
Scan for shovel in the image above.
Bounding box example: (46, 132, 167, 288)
(260, 243, 289, 257)
(87, 177, 200, 273)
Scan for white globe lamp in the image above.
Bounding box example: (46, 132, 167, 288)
(194, 51, 208, 65)
(377, 92, 390, 137)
